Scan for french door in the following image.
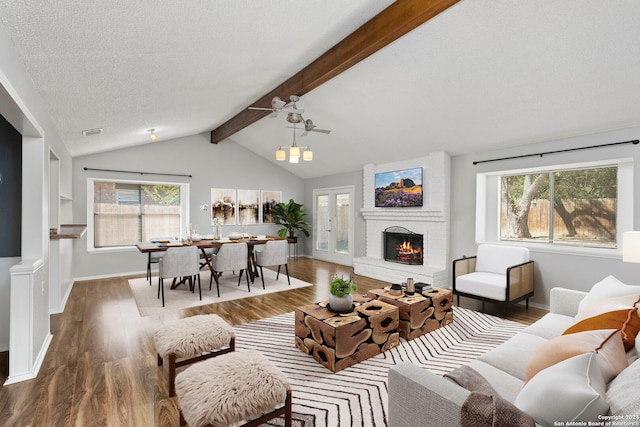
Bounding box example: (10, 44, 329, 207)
(313, 186, 354, 266)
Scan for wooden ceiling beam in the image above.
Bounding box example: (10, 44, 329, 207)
(210, 0, 460, 143)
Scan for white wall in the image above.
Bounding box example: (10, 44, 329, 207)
(0, 19, 72, 378)
(71, 133, 305, 279)
(450, 127, 640, 307)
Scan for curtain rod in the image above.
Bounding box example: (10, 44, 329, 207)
(83, 167, 192, 178)
(472, 139, 639, 165)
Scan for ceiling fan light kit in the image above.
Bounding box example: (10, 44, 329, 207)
(250, 95, 327, 164)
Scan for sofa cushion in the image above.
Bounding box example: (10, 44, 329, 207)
(522, 312, 576, 340)
(515, 352, 609, 426)
(455, 272, 507, 301)
(475, 244, 529, 275)
(578, 276, 640, 312)
(606, 358, 640, 416)
(467, 359, 524, 403)
(525, 329, 628, 384)
(478, 332, 547, 381)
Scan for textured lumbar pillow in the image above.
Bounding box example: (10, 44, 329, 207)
(578, 276, 640, 311)
(515, 352, 609, 426)
(524, 329, 627, 384)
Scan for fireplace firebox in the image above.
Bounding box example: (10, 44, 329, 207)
(383, 227, 424, 265)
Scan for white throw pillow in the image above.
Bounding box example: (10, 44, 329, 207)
(578, 276, 640, 312)
(514, 352, 609, 427)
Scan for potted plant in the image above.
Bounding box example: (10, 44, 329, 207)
(328, 275, 357, 313)
(272, 198, 311, 239)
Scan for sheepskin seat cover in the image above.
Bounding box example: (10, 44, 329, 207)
(154, 314, 234, 359)
(175, 350, 290, 427)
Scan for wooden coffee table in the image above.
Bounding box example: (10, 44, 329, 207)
(294, 297, 400, 372)
(367, 287, 453, 340)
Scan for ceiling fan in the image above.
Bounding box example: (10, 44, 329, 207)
(287, 117, 331, 135)
(301, 118, 331, 136)
(248, 95, 303, 117)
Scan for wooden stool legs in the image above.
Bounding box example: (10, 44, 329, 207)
(158, 336, 236, 397)
(179, 389, 292, 427)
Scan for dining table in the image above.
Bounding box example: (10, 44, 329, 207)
(136, 235, 288, 289)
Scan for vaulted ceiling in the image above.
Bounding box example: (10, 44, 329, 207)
(1, 1, 639, 179)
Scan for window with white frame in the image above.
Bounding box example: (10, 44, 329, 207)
(88, 179, 188, 249)
(476, 159, 633, 252)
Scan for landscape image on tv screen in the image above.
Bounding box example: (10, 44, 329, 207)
(375, 167, 423, 207)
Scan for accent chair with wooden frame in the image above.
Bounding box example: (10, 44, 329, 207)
(452, 244, 534, 313)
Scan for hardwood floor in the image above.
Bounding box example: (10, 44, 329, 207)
(0, 258, 546, 426)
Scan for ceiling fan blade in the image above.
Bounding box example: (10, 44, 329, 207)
(311, 128, 331, 134)
(301, 130, 310, 136)
(248, 106, 273, 111)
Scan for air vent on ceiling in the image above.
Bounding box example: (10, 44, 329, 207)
(82, 128, 103, 137)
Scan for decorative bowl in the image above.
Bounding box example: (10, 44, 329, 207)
(190, 234, 202, 242)
(228, 232, 243, 240)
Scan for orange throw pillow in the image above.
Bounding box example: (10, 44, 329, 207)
(564, 308, 640, 351)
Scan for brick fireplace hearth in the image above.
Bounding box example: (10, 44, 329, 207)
(353, 152, 450, 287)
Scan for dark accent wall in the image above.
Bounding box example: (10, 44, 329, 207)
(0, 113, 21, 257)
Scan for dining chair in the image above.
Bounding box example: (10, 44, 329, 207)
(158, 246, 201, 307)
(209, 242, 249, 297)
(147, 236, 175, 285)
(254, 240, 290, 289)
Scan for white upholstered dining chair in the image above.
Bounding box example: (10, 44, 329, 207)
(147, 236, 175, 284)
(209, 242, 250, 297)
(158, 245, 201, 307)
(254, 239, 290, 289)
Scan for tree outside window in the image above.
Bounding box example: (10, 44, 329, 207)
(93, 181, 181, 247)
(500, 166, 617, 248)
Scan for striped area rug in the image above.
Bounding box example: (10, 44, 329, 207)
(234, 306, 526, 427)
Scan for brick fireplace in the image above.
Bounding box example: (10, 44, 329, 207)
(353, 152, 450, 287)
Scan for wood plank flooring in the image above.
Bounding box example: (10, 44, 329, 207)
(0, 258, 546, 426)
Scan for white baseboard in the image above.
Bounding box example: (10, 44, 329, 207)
(4, 332, 53, 386)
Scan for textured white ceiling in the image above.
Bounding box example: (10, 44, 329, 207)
(1, 0, 639, 179)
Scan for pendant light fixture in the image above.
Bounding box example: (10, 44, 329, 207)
(275, 125, 313, 163)
(148, 129, 158, 141)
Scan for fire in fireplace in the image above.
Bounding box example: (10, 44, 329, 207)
(383, 227, 424, 265)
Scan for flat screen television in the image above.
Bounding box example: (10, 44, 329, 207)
(375, 167, 423, 207)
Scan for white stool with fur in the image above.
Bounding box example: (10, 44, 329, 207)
(154, 314, 235, 397)
(175, 350, 292, 427)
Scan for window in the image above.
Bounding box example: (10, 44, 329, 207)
(500, 167, 617, 248)
(88, 179, 189, 250)
(476, 158, 633, 254)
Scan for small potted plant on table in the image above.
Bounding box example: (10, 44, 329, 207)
(328, 276, 358, 313)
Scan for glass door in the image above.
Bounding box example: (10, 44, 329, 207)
(313, 186, 354, 266)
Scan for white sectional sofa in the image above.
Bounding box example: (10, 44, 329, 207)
(388, 276, 640, 427)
